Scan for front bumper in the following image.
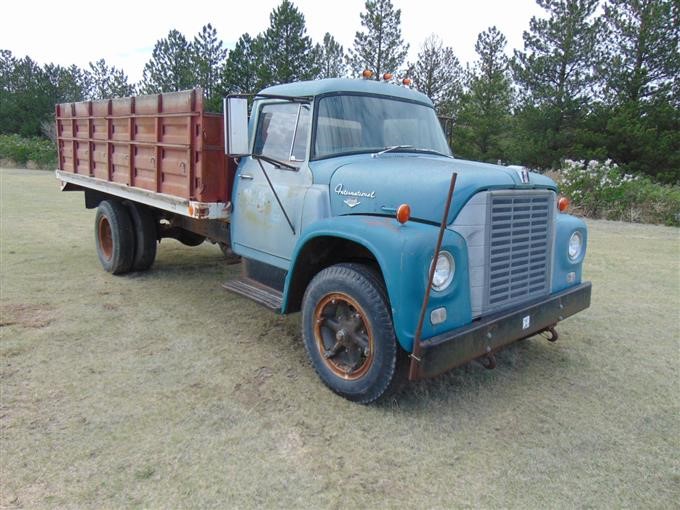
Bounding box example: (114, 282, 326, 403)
(411, 282, 592, 379)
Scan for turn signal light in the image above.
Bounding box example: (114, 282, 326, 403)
(558, 196, 570, 212)
(362, 69, 373, 79)
(396, 203, 411, 224)
(402, 78, 412, 86)
(383, 73, 393, 81)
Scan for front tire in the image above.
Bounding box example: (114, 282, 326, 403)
(94, 200, 134, 274)
(302, 263, 397, 404)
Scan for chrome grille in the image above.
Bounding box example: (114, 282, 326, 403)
(485, 191, 553, 311)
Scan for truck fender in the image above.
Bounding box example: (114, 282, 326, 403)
(552, 214, 588, 293)
(282, 215, 472, 352)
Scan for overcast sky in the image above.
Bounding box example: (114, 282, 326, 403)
(2, 0, 545, 82)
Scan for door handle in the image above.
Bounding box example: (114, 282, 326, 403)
(240, 174, 254, 180)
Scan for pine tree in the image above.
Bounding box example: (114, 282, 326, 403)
(314, 33, 346, 79)
(259, 0, 317, 86)
(455, 27, 513, 163)
(347, 0, 409, 78)
(88, 59, 136, 99)
(141, 29, 194, 93)
(192, 24, 227, 110)
(0, 54, 54, 136)
(599, 0, 679, 105)
(1, 50, 21, 134)
(43, 64, 89, 103)
(512, 0, 602, 168)
(596, 0, 680, 182)
(407, 35, 464, 117)
(514, 0, 600, 110)
(222, 33, 266, 94)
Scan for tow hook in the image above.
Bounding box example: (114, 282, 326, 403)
(541, 326, 559, 342)
(479, 352, 496, 370)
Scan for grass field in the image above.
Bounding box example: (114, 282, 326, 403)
(1, 167, 679, 508)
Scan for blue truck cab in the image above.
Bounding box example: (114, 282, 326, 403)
(223, 78, 592, 403)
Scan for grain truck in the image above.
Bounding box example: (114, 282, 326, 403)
(55, 77, 591, 403)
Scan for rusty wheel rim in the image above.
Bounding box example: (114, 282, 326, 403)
(313, 292, 375, 380)
(98, 216, 113, 261)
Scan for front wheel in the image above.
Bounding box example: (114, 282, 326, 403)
(302, 263, 398, 404)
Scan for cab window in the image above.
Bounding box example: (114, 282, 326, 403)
(254, 102, 310, 164)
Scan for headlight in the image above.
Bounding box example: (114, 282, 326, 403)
(431, 251, 455, 291)
(568, 231, 583, 261)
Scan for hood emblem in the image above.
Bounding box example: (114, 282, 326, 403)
(516, 168, 530, 184)
(344, 198, 361, 208)
(335, 183, 376, 199)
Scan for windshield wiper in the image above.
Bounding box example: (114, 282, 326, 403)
(408, 147, 453, 158)
(371, 145, 452, 158)
(371, 145, 413, 158)
(252, 153, 297, 170)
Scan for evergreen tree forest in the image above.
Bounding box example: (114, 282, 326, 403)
(1, 0, 678, 183)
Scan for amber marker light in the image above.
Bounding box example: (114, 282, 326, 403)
(383, 73, 393, 81)
(396, 204, 411, 224)
(558, 196, 570, 212)
(402, 78, 412, 86)
(362, 69, 373, 79)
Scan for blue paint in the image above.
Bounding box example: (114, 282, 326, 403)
(552, 214, 588, 293)
(227, 78, 589, 356)
(312, 154, 557, 225)
(282, 216, 471, 352)
(260, 78, 433, 106)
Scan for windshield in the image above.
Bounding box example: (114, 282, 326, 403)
(313, 94, 451, 160)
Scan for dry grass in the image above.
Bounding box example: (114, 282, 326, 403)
(1, 168, 679, 508)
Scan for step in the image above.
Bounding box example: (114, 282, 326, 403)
(222, 277, 283, 312)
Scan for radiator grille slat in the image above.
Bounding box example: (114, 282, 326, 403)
(485, 192, 553, 312)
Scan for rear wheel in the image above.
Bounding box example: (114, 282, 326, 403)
(126, 202, 157, 271)
(302, 263, 398, 404)
(94, 200, 134, 274)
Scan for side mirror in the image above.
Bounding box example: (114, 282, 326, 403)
(224, 96, 249, 157)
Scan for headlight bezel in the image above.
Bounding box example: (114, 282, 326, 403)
(568, 231, 583, 261)
(430, 250, 455, 292)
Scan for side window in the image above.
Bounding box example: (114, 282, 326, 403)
(254, 102, 310, 164)
(291, 105, 311, 161)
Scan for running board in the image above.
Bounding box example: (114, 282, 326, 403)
(222, 277, 283, 312)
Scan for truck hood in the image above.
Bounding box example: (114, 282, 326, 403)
(325, 155, 556, 224)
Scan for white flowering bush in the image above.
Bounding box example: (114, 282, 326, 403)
(557, 159, 680, 226)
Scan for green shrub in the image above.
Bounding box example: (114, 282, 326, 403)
(0, 134, 57, 168)
(557, 159, 680, 226)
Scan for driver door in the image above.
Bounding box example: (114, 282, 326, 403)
(231, 101, 312, 266)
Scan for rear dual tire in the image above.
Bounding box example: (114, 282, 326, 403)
(94, 200, 157, 274)
(127, 202, 157, 271)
